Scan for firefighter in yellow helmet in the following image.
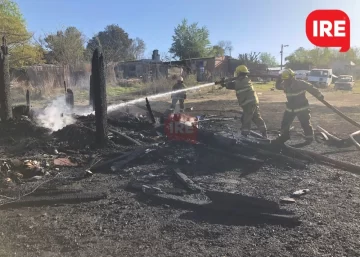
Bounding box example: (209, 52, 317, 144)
(169, 76, 186, 113)
(275, 68, 324, 142)
(221, 65, 267, 138)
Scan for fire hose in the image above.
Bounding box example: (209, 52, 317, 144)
(313, 97, 360, 129)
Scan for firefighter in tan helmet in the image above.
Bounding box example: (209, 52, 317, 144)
(221, 65, 267, 138)
(275, 68, 324, 143)
(169, 76, 186, 113)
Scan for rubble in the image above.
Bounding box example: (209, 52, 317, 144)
(291, 189, 310, 197)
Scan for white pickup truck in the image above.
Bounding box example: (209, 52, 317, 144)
(294, 70, 310, 80)
(307, 69, 333, 88)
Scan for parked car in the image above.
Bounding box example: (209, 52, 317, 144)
(334, 75, 355, 91)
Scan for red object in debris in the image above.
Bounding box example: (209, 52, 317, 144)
(164, 113, 198, 144)
(53, 158, 78, 167)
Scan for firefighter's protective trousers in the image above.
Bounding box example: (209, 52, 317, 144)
(170, 98, 185, 112)
(241, 103, 267, 136)
(226, 76, 267, 136)
(276, 78, 323, 139)
(281, 108, 314, 139)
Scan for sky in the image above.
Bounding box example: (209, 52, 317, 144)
(15, 0, 360, 64)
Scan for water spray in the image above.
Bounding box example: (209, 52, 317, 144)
(84, 82, 216, 115)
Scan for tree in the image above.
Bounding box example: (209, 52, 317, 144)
(259, 52, 278, 67)
(128, 37, 146, 60)
(218, 40, 233, 56)
(86, 24, 132, 65)
(169, 19, 211, 60)
(284, 46, 360, 70)
(238, 52, 261, 66)
(43, 26, 85, 67)
(0, 0, 44, 68)
(209, 45, 225, 57)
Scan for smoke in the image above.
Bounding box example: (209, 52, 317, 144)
(34, 96, 76, 132)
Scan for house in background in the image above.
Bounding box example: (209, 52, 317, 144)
(163, 56, 231, 82)
(115, 50, 168, 82)
(164, 56, 269, 82)
(267, 66, 282, 76)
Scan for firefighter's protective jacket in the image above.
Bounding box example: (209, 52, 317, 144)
(276, 78, 322, 112)
(225, 76, 259, 107)
(171, 82, 186, 99)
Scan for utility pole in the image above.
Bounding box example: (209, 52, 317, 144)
(280, 44, 289, 70)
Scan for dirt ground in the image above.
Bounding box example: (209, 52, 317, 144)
(0, 85, 360, 257)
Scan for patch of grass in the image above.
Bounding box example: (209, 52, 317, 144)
(352, 81, 360, 94)
(107, 85, 139, 96)
(253, 81, 276, 92)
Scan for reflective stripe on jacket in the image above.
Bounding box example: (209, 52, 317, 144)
(277, 79, 322, 111)
(226, 76, 259, 107)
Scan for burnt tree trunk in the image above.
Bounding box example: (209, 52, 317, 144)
(89, 74, 95, 110)
(0, 36, 12, 121)
(91, 48, 108, 146)
(26, 90, 30, 107)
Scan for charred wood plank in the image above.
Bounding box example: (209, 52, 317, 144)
(284, 145, 360, 175)
(199, 145, 264, 164)
(107, 118, 154, 130)
(110, 147, 151, 172)
(109, 128, 142, 146)
(91, 146, 148, 171)
(232, 144, 308, 168)
(205, 190, 281, 212)
(173, 168, 203, 193)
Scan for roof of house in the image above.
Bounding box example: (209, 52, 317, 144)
(267, 67, 283, 71)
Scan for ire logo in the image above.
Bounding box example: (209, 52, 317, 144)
(306, 9, 350, 52)
(164, 114, 198, 143)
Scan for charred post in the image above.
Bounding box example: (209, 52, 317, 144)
(66, 89, 74, 110)
(92, 48, 108, 146)
(89, 74, 95, 110)
(145, 98, 156, 124)
(64, 81, 67, 95)
(26, 90, 30, 108)
(0, 36, 12, 120)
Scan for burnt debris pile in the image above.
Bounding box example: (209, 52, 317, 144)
(0, 117, 51, 140)
(0, 97, 359, 227)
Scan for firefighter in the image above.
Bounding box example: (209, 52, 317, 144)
(275, 68, 324, 142)
(169, 76, 186, 113)
(221, 65, 267, 138)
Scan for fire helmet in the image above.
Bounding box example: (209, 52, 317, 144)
(281, 69, 295, 80)
(234, 65, 250, 77)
